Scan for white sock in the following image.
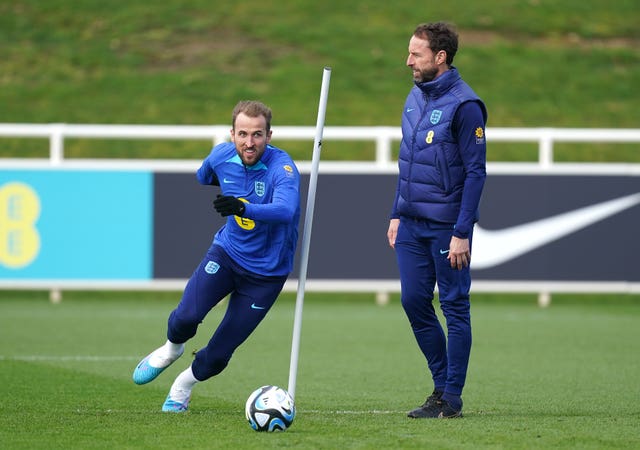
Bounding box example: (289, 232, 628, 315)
(149, 340, 184, 368)
(164, 340, 185, 358)
(168, 366, 199, 403)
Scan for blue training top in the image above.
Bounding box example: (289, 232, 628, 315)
(197, 142, 301, 277)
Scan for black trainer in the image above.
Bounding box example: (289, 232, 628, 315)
(407, 390, 443, 418)
(438, 398, 463, 419)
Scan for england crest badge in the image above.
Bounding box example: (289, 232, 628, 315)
(255, 181, 266, 197)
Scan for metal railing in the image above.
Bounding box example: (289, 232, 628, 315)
(2, 123, 640, 167)
(1, 124, 639, 304)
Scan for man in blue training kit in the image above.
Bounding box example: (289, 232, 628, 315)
(132, 100, 300, 412)
(387, 22, 487, 418)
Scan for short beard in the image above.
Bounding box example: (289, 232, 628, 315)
(416, 67, 438, 83)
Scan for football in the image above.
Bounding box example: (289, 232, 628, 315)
(245, 385, 296, 432)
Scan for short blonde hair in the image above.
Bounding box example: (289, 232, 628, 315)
(231, 100, 272, 131)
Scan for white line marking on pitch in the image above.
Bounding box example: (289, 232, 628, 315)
(0, 355, 138, 361)
(304, 409, 400, 414)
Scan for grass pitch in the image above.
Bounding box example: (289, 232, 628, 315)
(1, 291, 639, 449)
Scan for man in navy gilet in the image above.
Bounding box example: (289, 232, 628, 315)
(387, 22, 488, 418)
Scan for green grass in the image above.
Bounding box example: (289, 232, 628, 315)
(1, 0, 639, 161)
(2, 4, 638, 446)
(1, 292, 639, 449)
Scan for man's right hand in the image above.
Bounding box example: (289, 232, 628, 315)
(213, 195, 246, 217)
(387, 218, 400, 249)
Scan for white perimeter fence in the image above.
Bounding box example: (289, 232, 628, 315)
(1, 124, 640, 304)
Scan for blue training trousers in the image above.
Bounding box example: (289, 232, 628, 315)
(166, 245, 287, 381)
(394, 217, 473, 396)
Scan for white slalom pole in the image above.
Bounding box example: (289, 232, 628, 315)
(288, 67, 332, 399)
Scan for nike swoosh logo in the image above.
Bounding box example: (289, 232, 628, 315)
(473, 192, 640, 269)
(439, 249, 449, 255)
(250, 303, 266, 310)
(406, 108, 415, 113)
(222, 178, 234, 184)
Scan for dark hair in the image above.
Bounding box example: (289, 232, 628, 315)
(232, 100, 272, 131)
(413, 22, 458, 65)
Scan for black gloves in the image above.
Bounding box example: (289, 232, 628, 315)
(213, 195, 246, 217)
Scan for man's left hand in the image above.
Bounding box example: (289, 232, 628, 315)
(448, 236, 471, 270)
